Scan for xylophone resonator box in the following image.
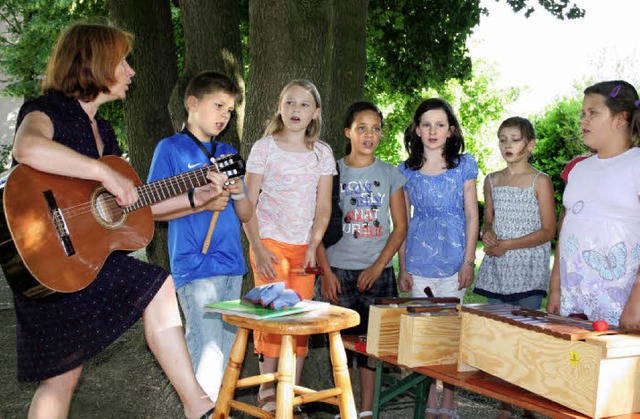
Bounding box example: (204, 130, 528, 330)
(366, 297, 460, 357)
(397, 309, 461, 368)
(458, 304, 640, 418)
(366, 305, 407, 356)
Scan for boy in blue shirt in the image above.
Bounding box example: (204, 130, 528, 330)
(148, 71, 252, 402)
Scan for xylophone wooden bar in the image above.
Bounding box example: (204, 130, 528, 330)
(459, 304, 618, 341)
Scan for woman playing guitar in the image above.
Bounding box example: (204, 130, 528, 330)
(7, 23, 223, 419)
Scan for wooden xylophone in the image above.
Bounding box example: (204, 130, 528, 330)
(460, 304, 619, 341)
(458, 303, 640, 418)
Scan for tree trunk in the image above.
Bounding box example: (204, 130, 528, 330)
(323, 1, 368, 161)
(168, 0, 245, 151)
(107, 0, 178, 269)
(244, 0, 367, 159)
(244, 0, 325, 156)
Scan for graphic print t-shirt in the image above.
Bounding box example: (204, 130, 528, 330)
(246, 136, 336, 245)
(326, 158, 406, 270)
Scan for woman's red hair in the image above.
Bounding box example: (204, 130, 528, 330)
(42, 22, 133, 102)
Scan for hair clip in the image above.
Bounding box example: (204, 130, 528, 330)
(610, 85, 622, 98)
(635, 99, 640, 109)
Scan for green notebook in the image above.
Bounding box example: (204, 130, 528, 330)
(204, 299, 330, 320)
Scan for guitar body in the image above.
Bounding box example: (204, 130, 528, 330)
(2, 156, 153, 295)
(0, 189, 45, 297)
(1, 152, 244, 297)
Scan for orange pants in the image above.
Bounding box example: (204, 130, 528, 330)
(249, 238, 315, 358)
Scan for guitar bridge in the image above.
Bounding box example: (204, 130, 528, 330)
(43, 190, 75, 256)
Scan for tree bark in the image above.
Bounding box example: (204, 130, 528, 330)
(244, 0, 327, 156)
(244, 0, 367, 159)
(324, 0, 368, 160)
(107, 0, 178, 269)
(168, 0, 244, 151)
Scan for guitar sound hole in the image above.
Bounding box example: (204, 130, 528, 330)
(94, 191, 124, 225)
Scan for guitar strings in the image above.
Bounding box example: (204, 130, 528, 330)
(47, 157, 237, 243)
(55, 162, 234, 220)
(59, 171, 208, 218)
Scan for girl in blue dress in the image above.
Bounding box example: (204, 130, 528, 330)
(398, 98, 479, 419)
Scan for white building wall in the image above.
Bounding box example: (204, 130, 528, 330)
(0, 96, 22, 145)
(0, 21, 24, 166)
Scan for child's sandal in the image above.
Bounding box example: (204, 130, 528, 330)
(257, 394, 277, 413)
(199, 407, 215, 419)
(438, 408, 460, 419)
(425, 407, 440, 419)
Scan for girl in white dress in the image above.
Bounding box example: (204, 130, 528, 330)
(547, 80, 640, 333)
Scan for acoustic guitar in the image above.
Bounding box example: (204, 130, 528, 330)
(0, 154, 245, 298)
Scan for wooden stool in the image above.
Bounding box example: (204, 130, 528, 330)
(213, 305, 360, 419)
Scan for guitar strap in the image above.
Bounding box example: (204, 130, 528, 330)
(181, 127, 218, 164)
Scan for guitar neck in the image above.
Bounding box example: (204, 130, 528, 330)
(126, 166, 212, 212)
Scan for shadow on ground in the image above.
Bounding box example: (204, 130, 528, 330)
(1, 269, 540, 419)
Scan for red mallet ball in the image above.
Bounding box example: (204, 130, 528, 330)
(592, 320, 609, 331)
(354, 342, 367, 353)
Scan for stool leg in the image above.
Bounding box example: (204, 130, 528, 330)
(276, 334, 296, 419)
(328, 331, 357, 419)
(213, 327, 249, 419)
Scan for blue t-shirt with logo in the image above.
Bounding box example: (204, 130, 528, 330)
(147, 132, 246, 289)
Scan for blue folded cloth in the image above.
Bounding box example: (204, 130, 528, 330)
(243, 282, 285, 307)
(269, 289, 302, 310)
